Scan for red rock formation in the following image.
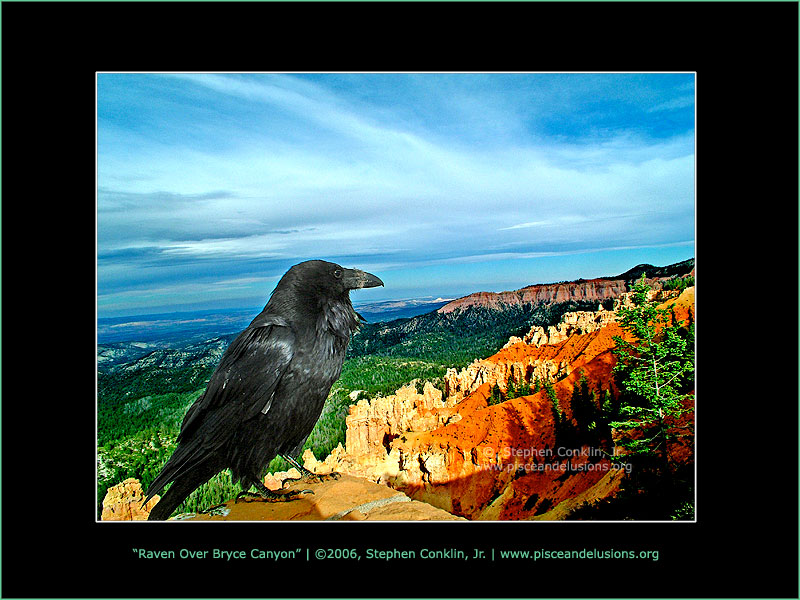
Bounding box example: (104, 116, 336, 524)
(385, 354, 629, 519)
(437, 271, 689, 314)
(305, 318, 633, 519)
(304, 382, 462, 483)
(438, 278, 628, 313)
(308, 288, 695, 520)
(345, 382, 458, 459)
(508, 306, 618, 348)
(444, 319, 634, 400)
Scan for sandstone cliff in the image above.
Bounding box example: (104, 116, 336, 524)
(443, 286, 693, 401)
(505, 304, 618, 348)
(307, 362, 630, 520)
(444, 316, 630, 401)
(437, 258, 693, 314)
(438, 278, 628, 313)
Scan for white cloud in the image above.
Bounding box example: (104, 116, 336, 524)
(413, 240, 696, 267)
(97, 73, 695, 314)
(647, 95, 695, 112)
(498, 220, 552, 230)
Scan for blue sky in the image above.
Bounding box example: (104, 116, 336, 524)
(97, 73, 695, 318)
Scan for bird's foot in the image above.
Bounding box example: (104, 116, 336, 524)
(234, 490, 261, 503)
(281, 470, 341, 488)
(279, 454, 342, 488)
(235, 482, 313, 504)
(200, 503, 231, 516)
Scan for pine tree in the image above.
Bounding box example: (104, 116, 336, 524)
(571, 371, 598, 441)
(542, 377, 570, 447)
(489, 382, 503, 406)
(611, 275, 694, 468)
(506, 377, 517, 400)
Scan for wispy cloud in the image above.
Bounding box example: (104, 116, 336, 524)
(647, 95, 695, 113)
(410, 240, 696, 267)
(97, 73, 695, 316)
(498, 221, 552, 230)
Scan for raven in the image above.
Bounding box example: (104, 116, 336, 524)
(144, 260, 383, 520)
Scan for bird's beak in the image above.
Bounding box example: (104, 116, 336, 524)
(344, 268, 384, 289)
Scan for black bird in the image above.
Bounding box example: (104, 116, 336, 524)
(144, 260, 383, 520)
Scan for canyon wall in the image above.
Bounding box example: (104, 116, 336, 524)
(438, 278, 628, 313)
(305, 287, 695, 520)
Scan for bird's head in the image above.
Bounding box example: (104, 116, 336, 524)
(266, 260, 383, 334)
(279, 259, 384, 299)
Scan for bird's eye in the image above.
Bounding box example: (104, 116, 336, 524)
(333, 269, 342, 279)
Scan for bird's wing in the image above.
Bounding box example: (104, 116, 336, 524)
(144, 319, 295, 499)
(178, 319, 296, 443)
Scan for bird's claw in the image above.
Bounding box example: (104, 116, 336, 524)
(281, 471, 341, 489)
(261, 488, 314, 502)
(200, 503, 231, 516)
(235, 491, 264, 503)
(235, 488, 313, 503)
(201, 502, 228, 513)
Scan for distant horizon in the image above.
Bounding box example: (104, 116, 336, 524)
(98, 73, 694, 318)
(97, 254, 694, 320)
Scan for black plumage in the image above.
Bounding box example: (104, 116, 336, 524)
(144, 260, 383, 520)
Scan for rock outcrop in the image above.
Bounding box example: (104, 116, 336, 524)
(100, 474, 464, 521)
(346, 382, 458, 453)
(101, 478, 159, 521)
(444, 287, 694, 401)
(505, 304, 618, 348)
(437, 258, 693, 315)
(444, 319, 632, 401)
(308, 362, 629, 520)
(305, 310, 630, 518)
(302, 382, 462, 484)
(438, 278, 628, 313)
(185, 474, 465, 521)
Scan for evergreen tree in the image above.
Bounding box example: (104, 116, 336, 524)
(611, 274, 694, 468)
(568, 275, 697, 520)
(571, 371, 598, 441)
(489, 382, 504, 406)
(505, 376, 531, 400)
(542, 377, 570, 447)
(506, 377, 517, 400)
(596, 388, 618, 450)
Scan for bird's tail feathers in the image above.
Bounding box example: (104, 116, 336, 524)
(144, 439, 223, 520)
(146, 460, 220, 521)
(144, 442, 205, 503)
